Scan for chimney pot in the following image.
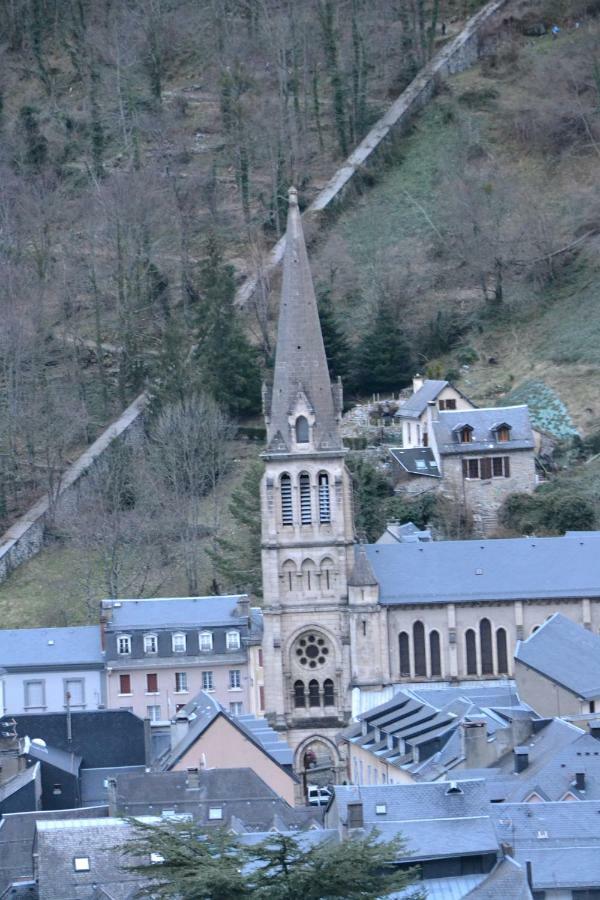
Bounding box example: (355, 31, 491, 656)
(514, 747, 529, 773)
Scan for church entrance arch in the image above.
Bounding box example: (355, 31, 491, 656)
(294, 735, 344, 797)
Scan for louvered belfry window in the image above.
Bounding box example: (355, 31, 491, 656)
(300, 473, 312, 524)
(281, 474, 293, 525)
(318, 473, 331, 523)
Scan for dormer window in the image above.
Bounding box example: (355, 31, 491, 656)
(172, 632, 186, 653)
(495, 423, 511, 442)
(295, 416, 309, 443)
(117, 635, 131, 655)
(199, 631, 213, 652)
(144, 634, 158, 654)
(458, 425, 473, 443)
(226, 630, 241, 650)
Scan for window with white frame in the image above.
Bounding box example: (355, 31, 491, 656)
(64, 679, 85, 708)
(144, 634, 158, 654)
(175, 672, 188, 693)
(172, 632, 186, 653)
(24, 680, 45, 710)
(146, 705, 162, 722)
(73, 857, 90, 872)
(117, 635, 131, 655)
(202, 671, 214, 691)
(199, 631, 213, 652)
(226, 630, 241, 650)
(208, 807, 223, 820)
(229, 702, 243, 716)
(229, 669, 241, 690)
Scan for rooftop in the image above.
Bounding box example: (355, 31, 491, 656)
(432, 405, 534, 455)
(515, 612, 600, 699)
(0, 625, 102, 668)
(364, 534, 600, 605)
(395, 379, 449, 418)
(388, 447, 441, 477)
(102, 595, 250, 629)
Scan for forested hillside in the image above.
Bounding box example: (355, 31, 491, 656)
(2, 0, 599, 626)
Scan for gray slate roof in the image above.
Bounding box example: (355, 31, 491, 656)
(348, 546, 379, 586)
(515, 612, 600, 699)
(364, 533, 600, 604)
(395, 380, 448, 418)
(102, 595, 248, 628)
(330, 781, 498, 861)
(388, 447, 440, 477)
(0, 625, 102, 669)
(26, 740, 82, 775)
(432, 405, 534, 455)
(491, 800, 600, 890)
(376, 521, 433, 544)
(464, 857, 533, 899)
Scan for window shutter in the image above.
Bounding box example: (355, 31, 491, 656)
(462, 459, 468, 478)
(146, 673, 158, 693)
(480, 457, 492, 480)
(503, 456, 510, 477)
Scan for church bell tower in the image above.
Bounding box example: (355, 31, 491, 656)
(260, 188, 356, 764)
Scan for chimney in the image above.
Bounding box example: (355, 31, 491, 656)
(170, 712, 190, 749)
(462, 721, 488, 768)
(575, 771, 586, 791)
(186, 767, 200, 789)
(236, 596, 250, 619)
(347, 802, 364, 829)
(107, 777, 118, 816)
(514, 746, 529, 773)
(99, 614, 109, 651)
(143, 717, 154, 769)
(413, 374, 424, 393)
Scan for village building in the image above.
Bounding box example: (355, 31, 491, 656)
(395, 376, 475, 450)
(0, 626, 105, 715)
(101, 595, 264, 724)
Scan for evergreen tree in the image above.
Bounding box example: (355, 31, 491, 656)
(346, 455, 393, 542)
(318, 287, 351, 385)
(355, 300, 413, 396)
(195, 234, 261, 417)
(209, 458, 263, 597)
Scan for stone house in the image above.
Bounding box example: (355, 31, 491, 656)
(0, 626, 105, 715)
(395, 375, 475, 449)
(102, 596, 264, 725)
(514, 613, 600, 719)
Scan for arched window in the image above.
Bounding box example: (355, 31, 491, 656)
(466, 629, 477, 675)
(280, 474, 293, 525)
(282, 559, 297, 592)
(318, 473, 331, 523)
(294, 681, 306, 708)
(413, 621, 426, 677)
(496, 628, 508, 674)
(308, 680, 320, 707)
(323, 679, 335, 706)
(296, 416, 309, 443)
(320, 557, 334, 592)
(399, 632, 410, 677)
(429, 630, 441, 678)
(480, 618, 493, 675)
(299, 473, 312, 524)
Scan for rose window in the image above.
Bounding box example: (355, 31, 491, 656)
(294, 633, 330, 669)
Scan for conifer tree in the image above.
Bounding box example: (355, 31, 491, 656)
(195, 234, 261, 417)
(318, 287, 351, 385)
(355, 299, 413, 395)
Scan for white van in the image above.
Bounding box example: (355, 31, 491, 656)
(307, 784, 332, 806)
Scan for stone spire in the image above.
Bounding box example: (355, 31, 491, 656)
(264, 187, 342, 453)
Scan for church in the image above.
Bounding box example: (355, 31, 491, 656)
(259, 188, 600, 778)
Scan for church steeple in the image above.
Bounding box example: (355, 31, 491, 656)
(264, 187, 342, 453)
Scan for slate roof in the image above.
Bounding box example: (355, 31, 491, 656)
(159, 691, 294, 771)
(491, 801, 600, 890)
(36, 817, 148, 900)
(376, 521, 433, 543)
(102, 595, 249, 628)
(26, 740, 82, 775)
(388, 447, 441, 477)
(330, 781, 498, 861)
(0, 625, 103, 669)
(395, 380, 449, 418)
(80, 766, 146, 807)
(515, 612, 600, 699)
(464, 856, 533, 899)
(432, 405, 534, 455)
(111, 768, 320, 831)
(348, 545, 379, 586)
(0, 764, 39, 804)
(364, 533, 600, 605)
(0, 806, 109, 895)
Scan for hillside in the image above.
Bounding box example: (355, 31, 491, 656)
(311, 13, 600, 436)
